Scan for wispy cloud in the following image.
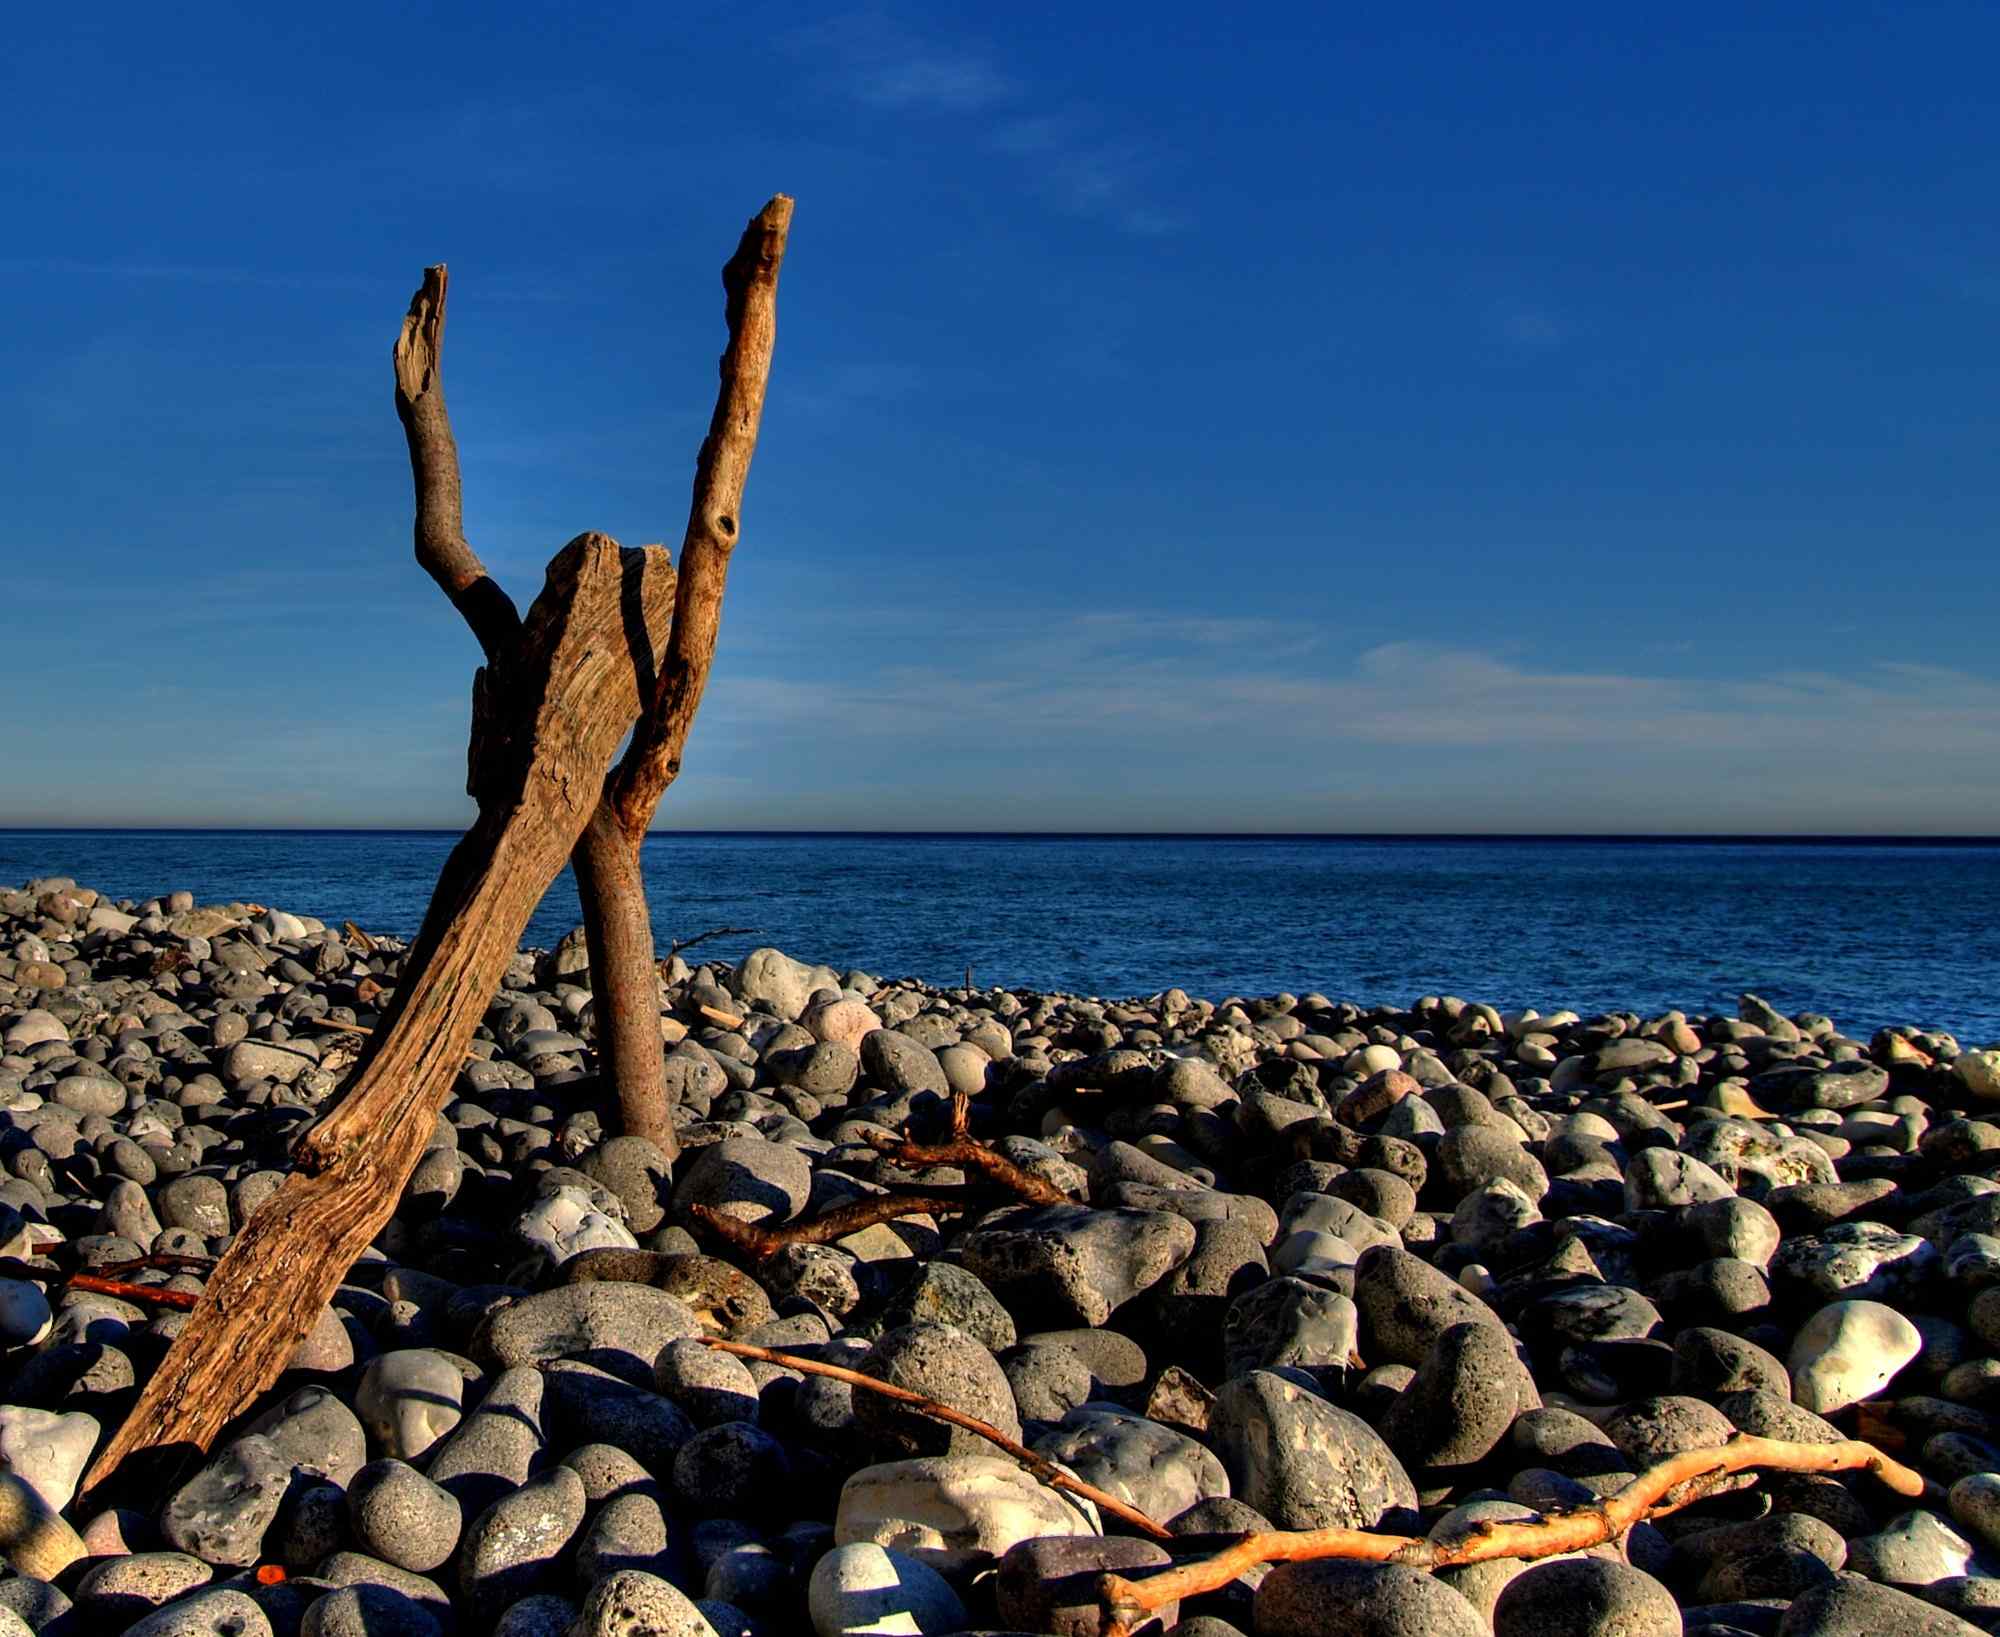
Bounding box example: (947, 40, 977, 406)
(679, 615, 2000, 829)
(793, 12, 1184, 236)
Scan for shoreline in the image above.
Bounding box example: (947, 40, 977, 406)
(3, 874, 1999, 1635)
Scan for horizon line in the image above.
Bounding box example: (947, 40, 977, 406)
(3, 826, 1998, 847)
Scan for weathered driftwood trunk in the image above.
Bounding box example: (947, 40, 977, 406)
(83, 534, 674, 1496)
(82, 197, 790, 1495)
(570, 195, 791, 1159)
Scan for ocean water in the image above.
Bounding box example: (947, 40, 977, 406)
(2, 830, 1997, 1044)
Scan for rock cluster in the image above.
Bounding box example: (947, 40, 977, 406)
(0, 877, 1999, 1634)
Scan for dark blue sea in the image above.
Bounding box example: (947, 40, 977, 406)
(2, 831, 1996, 1045)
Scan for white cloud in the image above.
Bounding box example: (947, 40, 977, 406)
(794, 12, 1184, 236)
(678, 615, 2000, 830)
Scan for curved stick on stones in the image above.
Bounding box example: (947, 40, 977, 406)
(1094, 1432, 1928, 1637)
(699, 1337, 1172, 1542)
(862, 1090, 1069, 1206)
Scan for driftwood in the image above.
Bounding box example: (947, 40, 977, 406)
(82, 533, 675, 1500)
(685, 1090, 1067, 1258)
(571, 198, 791, 1158)
(82, 201, 788, 1496)
(862, 1088, 1068, 1205)
(1093, 1433, 1926, 1637)
(700, 1338, 1172, 1541)
(665, 925, 757, 959)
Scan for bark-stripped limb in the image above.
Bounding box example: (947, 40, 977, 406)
(611, 195, 792, 831)
(685, 1194, 970, 1257)
(862, 1088, 1069, 1206)
(700, 1337, 1171, 1541)
(574, 195, 793, 1157)
(1093, 1433, 1926, 1637)
(392, 265, 522, 663)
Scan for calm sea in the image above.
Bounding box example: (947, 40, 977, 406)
(2, 831, 1996, 1045)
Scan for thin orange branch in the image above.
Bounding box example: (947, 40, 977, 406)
(1094, 1433, 1927, 1637)
(699, 1337, 1171, 1542)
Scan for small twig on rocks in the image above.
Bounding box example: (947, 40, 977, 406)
(1092, 1433, 1926, 1637)
(685, 1196, 973, 1257)
(665, 926, 757, 959)
(65, 1275, 198, 1310)
(699, 1337, 1172, 1541)
(341, 920, 377, 953)
(862, 1090, 1068, 1207)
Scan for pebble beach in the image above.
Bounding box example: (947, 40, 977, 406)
(5, 873, 2000, 1637)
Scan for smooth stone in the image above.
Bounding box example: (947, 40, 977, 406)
(1381, 1321, 1540, 1471)
(834, 1456, 1099, 1572)
(956, 1205, 1195, 1328)
(119, 1590, 276, 1637)
(570, 1567, 721, 1636)
(1492, 1556, 1681, 1636)
(807, 1541, 968, 1636)
(672, 1136, 813, 1226)
(0, 1282, 50, 1346)
(655, 1338, 761, 1427)
(1789, 1300, 1924, 1413)
(424, 1364, 546, 1515)
(1031, 1406, 1229, 1522)
(574, 1491, 676, 1583)
(1846, 1509, 1981, 1588)
(346, 1458, 462, 1574)
(160, 1435, 292, 1567)
(1948, 1471, 2000, 1556)
(300, 1584, 444, 1637)
(473, 1285, 701, 1384)
(515, 1186, 639, 1265)
(1352, 1246, 1505, 1366)
(245, 1385, 369, 1487)
(459, 1466, 587, 1621)
(1209, 1371, 1417, 1532)
(74, 1551, 214, 1617)
(1254, 1559, 1485, 1636)
(994, 1535, 1176, 1636)
(671, 1421, 791, 1516)
(355, 1349, 468, 1461)
(1775, 1571, 1991, 1634)
(0, 1407, 96, 1510)
(855, 1323, 1020, 1459)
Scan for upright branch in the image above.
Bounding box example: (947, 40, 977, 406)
(392, 266, 522, 663)
(570, 195, 792, 1157)
(614, 194, 793, 827)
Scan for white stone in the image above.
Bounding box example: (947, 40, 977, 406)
(804, 997, 881, 1049)
(834, 1456, 1099, 1572)
(733, 948, 841, 1022)
(84, 905, 137, 936)
(0, 1282, 50, 1347)
(0, 1012, 66, 1052)
(0, 1407, 98, 1510)
(515, 1186, 638, 1265)
(1345, 1044, 1402, 1076)
(256, 909, 310, 941)
(1957, 1049, 2000, 1102)
(355, 1350, 467, 1461)
(807, 1542, 967, 1636)
(1789, 1299, 1922, 1414)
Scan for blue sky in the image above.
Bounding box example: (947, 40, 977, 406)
(3, 1, 1996, 832)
